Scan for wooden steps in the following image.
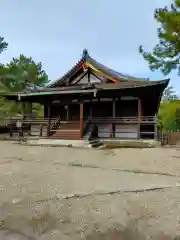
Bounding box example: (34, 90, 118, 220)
(50, 121, 80, 140)
(50, 130, 80, 140)
(58, 122, 80, 130)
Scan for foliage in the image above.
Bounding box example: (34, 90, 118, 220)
(0, 37, 8, 89)
(158, 100, 180, 131)
(0, 37, 48, 122)
(138, 0, 180, 131)
(161, 86, 178, 101)
(33, 103, 44, 117)
(0, 37, 12, 124)
(1, 55, 49, 92)
(139, 0, 180, 75)
(158, 85, 180, 131)
(0, 37, 8, 55)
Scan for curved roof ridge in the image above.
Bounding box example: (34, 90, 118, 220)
(48, 56, 85, 87)
(87, 55, 148, 82)
(48, 49, 153, 87)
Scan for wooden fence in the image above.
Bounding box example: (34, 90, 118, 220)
(161, 131, 180, 146)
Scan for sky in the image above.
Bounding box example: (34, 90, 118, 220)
(0, 0, 179, 92)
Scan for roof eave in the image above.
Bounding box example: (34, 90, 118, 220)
(2, 78, 169, 101)
(2, 88, 97, 101)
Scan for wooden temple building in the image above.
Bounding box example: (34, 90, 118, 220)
(4, 49, 169, 141)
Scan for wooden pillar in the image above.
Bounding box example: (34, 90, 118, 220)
(112, 99, 116, 138)
(109, 124, 113, 138)
(138, 99, 142, 121)
(27, 102, 32, 136)
(67, 105, 69, 122)
(90, 101, 93, 119)
(154, 123, 158, 140)
(65, 105, 69, 121)
(113, 100, 116, 118)
(47, 102, 51, 137)
(154, 115, 158, 140)
(20, 101, 25, 137)
(88, 69, 90, 84)
(40, 124, 43, 137)
(9, 117, 13, 137)
(138, 99, 142, 139)
(80, 103, 83, 139)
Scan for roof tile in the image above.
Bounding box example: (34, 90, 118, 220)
(48, 49, 149, 87)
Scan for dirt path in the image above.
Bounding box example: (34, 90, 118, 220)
(0, 141, 180, 239)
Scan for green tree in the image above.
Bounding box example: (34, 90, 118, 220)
(162, 85, 178, 102)
(0, 37, 8, 55)
(1, 55, 48, 117)
(1, 55, 49, 92)
(158, 100, 180, 131)
(0, 37, 8, 86)
(0, 39, 48, 119)
(139, 0, 180, 75)
(0, 37, 13, 123)
(158, 86, 180, 131)
(158, 85, 179, 130)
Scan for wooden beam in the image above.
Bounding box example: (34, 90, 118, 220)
(138, 99, 142, 121)
(71, 70, 88, 84)
(86, 62, 119, 83)
(90, 101, 93, 119)
(80, 103, 84, 139)
(110, 124, 113, 138)
(90, 71, 103, 82)
(138, 99, 142, 139)
(113, 100, 116, 118)
(66, 105, 69, 121)
(27, 102, 32, 136)
(88, 68, 90, 83)
(20, 102, 26, 137)
(47, 102, 51, 137)
(112, 100, 116, 138)
(40, 124, 43, 137)
(154, 123, 158, 140)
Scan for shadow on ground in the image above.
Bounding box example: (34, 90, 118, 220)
(86, 226, 178, 240)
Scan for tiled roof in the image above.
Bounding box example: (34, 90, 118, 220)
(37, 79, 170, 93)
(48, 49, 148, 87)
(2, 78, 169, 101)
(87, 56, 147, 82)
(95, 79, 169, 90)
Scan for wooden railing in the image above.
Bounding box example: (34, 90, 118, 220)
(6, 117, 56, 125)
(2, 115, 157, 139)
(49, 117, 61, 136)
(5, 117, 58, 137)
(4, 116, 156, 125)
(89, 116, 156, 123)
(84, 123, 157, 140)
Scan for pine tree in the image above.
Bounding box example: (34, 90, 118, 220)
(139, 0, 180, 75)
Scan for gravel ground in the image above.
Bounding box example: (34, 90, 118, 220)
(0, 141, 180, 239)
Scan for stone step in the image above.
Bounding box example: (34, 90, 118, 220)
(88, 140, 103, 148)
